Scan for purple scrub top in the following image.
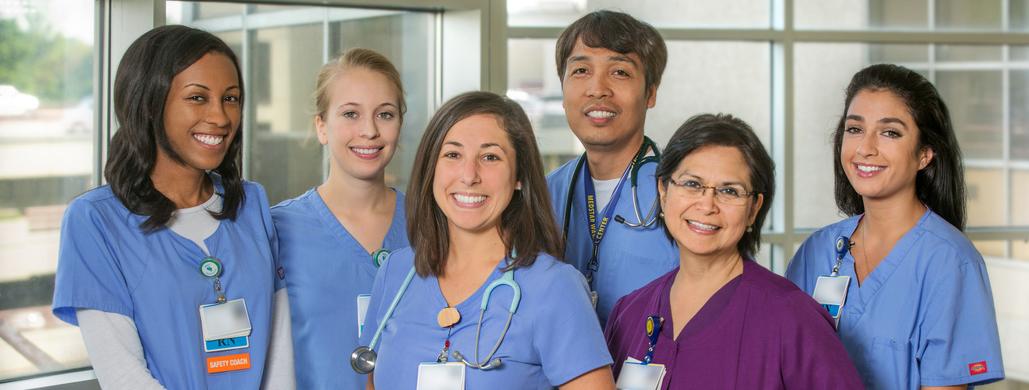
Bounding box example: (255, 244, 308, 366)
(605, 259, 863, 389)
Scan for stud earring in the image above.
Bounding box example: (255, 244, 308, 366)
(747, 225, 753, 233)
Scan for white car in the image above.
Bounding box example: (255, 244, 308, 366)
(0, 85, 40, 117)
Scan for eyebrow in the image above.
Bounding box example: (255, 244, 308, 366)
(443, 141, 506, 150)
(566, 54, 639, 67)
(183, 83, 240, 92)
(677, 171, 747, 187)
(337, 102, 399, 109)
(846, 114, 909, 128)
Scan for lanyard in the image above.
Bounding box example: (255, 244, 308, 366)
(582, 160, 631, 286)
(642, 315, 663, 364)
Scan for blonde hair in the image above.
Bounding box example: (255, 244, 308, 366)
(314, 48, 406, 121)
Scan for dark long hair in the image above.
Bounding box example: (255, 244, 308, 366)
(105, 25, 245, 232)
(832, 64, 966, 230)
(406, 91, 561, 277)
(655, 114, 775, 259)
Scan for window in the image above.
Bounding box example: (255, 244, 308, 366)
(0, 0, 95, 381)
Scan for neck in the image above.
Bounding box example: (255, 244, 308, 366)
(584, 133, 644, 180)
(860, 193, 926, 238)
(150, 153, 210, 209)
(445, 227, 507, 273)
(318, 169, 390, 213)
(676, 249, 743, 286)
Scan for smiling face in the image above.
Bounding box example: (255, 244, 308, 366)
(160, 52, 241, 173)
(658, 145, 763, 261)
(841, 89, 933, 203)
(561, 39, 655, 152)
(432, 114, 520, 236)
(315, 66, 402, 182)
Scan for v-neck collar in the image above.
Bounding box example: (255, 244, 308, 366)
(310, 187, 402, 257)
(430, 258, 510, 314)
(653, 260, 747, 344)
(838, 208, 931, 326)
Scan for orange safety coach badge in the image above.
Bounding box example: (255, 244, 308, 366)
(968, 361, 988, 376)
(207, 352, 251, 374)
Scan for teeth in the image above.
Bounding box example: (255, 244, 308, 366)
(454, 194, 486, 204)
(352, 147, 380, 155)
(193, 134, 224, 145)
(587, 111, 615, 119)
(857, 164, 884, 173)
(688, 220, 719, 231)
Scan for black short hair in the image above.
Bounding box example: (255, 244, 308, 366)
(555, 10, 667, 93)
(833, 64, 966, 230)
(655, 114, 775, 259)
(105, 25, 245, 232)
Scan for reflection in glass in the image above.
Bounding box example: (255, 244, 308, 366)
(936, 71, 1003, 159)
(965, 168, 1004, 227)
(1014, 0, 1029, 31)
(1013, 71, 1029, 160)
(936, 0, 1002, 30)
(0, 0, 94, 381)
(935, 45, 1002, 62)
(795, 0, 927, 30)
(508, 0, 768, 28)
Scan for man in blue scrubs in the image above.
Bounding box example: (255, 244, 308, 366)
(547, 10, 678, 325)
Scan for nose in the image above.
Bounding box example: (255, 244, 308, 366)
(585, 74, 612, 99)
(694, 187, 718, 213)
(855, 132, 878, 157)
(206, 100, 232, 128)
(358, 114, 380, 139)
(458, 156, 481, 186)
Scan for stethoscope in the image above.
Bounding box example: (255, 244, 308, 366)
(350, 261, 522, 374)
(560, 136, 662, 242)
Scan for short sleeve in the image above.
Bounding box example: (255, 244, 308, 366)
(603, 295, 630, 378)
(918, 259, 1004, 386)
(785, 236, 819, 294)
(779, 291, 864, 389)
(252, 183, 285, 292)
(533, 264, 612, 386)
(52, 199, 134, 325)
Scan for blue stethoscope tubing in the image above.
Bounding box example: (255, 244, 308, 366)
(560, 136, 662, 241)
(350, 261, 522, 374)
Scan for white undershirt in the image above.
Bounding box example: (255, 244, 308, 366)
(77, 193, 295, 389)
(591, 177, 620, 212)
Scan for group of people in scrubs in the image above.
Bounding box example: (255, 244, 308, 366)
(50, 8, 1005, 390)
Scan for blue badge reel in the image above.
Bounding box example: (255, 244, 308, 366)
(813, 237, 852, 327)
(616, 315, 666, 390)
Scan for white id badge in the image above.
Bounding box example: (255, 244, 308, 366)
(416, 362, 465, 390)
(356, 294, 371, 338)
(813, 275, 850, 327)
(590, 290, 599, 309)
(617, 357, 665, 390)
(199, 298, 252, 341)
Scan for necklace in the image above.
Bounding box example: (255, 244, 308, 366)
(858, 218, 870, 280)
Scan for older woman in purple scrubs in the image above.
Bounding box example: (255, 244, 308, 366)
(604, 114, 862, 389)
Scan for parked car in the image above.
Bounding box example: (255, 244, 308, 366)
(0, 85, 40, 117)
(62, 97, 93, 134)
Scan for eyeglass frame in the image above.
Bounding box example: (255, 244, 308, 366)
(662, 177, 761, 206)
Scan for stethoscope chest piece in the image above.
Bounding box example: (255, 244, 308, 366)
(351, 345, 377, 374)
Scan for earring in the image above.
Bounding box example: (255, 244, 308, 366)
(746, 225, 753, 233)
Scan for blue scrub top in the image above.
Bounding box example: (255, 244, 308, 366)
(786, 209, 1004, 389)
(272, 188, 408, 389)
(361, 248, 612, 389)
(547, 156, 678, 325)
(53, 177, 282, 389)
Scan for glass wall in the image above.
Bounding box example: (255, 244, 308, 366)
(0, 0, 95, 381)
(508, 0, 1029, 386)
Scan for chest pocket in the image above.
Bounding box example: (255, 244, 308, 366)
(859, 336, 912, 390)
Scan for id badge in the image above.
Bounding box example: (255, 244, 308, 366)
(617, 357, 665, 390)
(199, 298, 252, 349)
(590, 290, 599, 309)
(416, 362, 465, 390)
(356, 294, 371, 338)
(813, 275, 850, 327)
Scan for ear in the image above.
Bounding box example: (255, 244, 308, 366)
(748, 193, 764, 226)
(646, 85, 657, 109)
(917, 146, 934, 171)
(657, 178, 668, 214)
(315, 114, 329, 145)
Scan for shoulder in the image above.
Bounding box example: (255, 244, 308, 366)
(241, 179, 268, 201)
(741, 262, 833, 327)
(547, 157, 579, 185)
(65, 186, 130, 222)
(270, 188, 316, 220)
(516, 253, 581, 285)
(614, 268, 674, 313)
(915, 209, 981, 267)
(741, 260, 808, 299)
(804, 216, 860, 248)
(381, 247, 415, 275)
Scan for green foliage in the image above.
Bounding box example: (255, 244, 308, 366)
(0, 17, 92, 106)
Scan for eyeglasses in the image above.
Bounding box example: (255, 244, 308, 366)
(665, 178, 758, 206)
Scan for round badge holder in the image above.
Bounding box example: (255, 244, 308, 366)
(200, 257, 223, 278)
(371, 249, 390, 268)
